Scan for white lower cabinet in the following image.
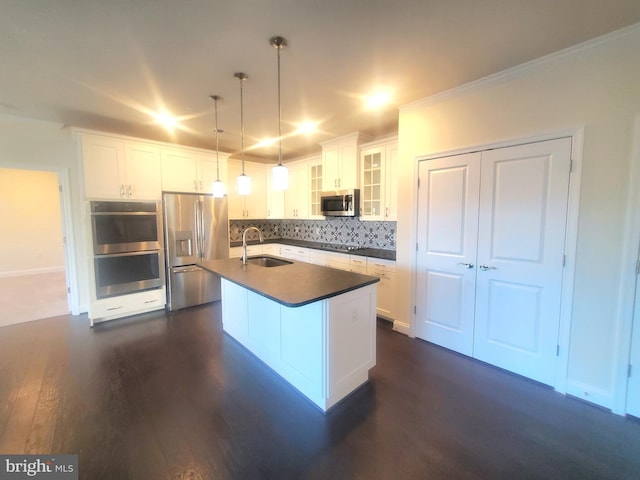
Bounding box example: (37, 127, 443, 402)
(262, 243, 282, 256)
(229, 245, 263, 258)
(221, 279, 376, 412)
(367, 258, 396, 320)
(279, 245, 310, 263)
(90, 288, 165, 325)
(349, 256, 367, 274)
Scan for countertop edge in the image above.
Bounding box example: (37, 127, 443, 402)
(200, 257, 380, 308)
(217, 274, 379, 307)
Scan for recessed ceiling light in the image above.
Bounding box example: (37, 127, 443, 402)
(295, 121, 317, 134)
(153, 111, 178, 129)
(365, 91, 392, 109)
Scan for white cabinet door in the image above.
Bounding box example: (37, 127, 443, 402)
(367, 258, 396, 320)
(360, 139, 397, 221)
(226, 160, 266, 219)
(385, 142, 398, 220)
(82, 134, 126, 199)
(321, 134, 365, 191)
(198, 153, 228, 195)
(416, 152, 481, 355)
(415, 138, 572, 386)
(309, 159, 324, 218)
(267, 176, 285, 219)
(361, 147, 384, 219)
(125, 142, 161, 199)
(285, 161, 309, 219)
(82, 134, 161, 199)
(161, 147, 199, 192)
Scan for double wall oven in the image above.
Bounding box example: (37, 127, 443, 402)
(90, 201, 164, 299)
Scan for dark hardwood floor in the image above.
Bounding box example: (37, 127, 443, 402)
(1, 304, 639, 480)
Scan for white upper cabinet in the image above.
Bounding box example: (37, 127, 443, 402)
(266, 165, 285, 219)
(227, 159, 267, 219)
(360, 137, 398, 221)
(81, 133, 161, 200)
(285, 161, 309, 219)
(161, 147, 228, 194)
(321, 132, 371, 191)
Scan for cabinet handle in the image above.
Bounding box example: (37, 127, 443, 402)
(479, 264, 496, 271)
(199, 180, 203, 191)
(107, 306, 123, 311)
(120, 184, 125, 197)
(128, 185, 132, 197)
(385, 207, 389, 217)
(194, 180, 198, 191)
(458, 262, 474, 269)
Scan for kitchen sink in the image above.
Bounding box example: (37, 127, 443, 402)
(244, 256, 293, 268)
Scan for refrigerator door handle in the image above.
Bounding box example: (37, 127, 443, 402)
(197, 199, 205, 261)
(171, 265, 202, 274)
(194, 201, 201, 260)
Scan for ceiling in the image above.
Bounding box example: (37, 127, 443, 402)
(2, 1, 640, 162)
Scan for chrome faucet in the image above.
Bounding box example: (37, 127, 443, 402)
(242, 227, 264, 265)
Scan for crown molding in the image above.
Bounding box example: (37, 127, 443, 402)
(401, 22, 640, 113)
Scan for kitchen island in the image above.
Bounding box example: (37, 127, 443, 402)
(199, 256, 379, 412)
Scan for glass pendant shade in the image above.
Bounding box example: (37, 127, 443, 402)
(272, 163, 288, 191)
(211, 179, 225, 198)
(237, 173, 251, 196)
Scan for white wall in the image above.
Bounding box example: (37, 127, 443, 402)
(396, 25, 640, 411)
(0, 114, 88, 313)
(0, 168, 64, 273)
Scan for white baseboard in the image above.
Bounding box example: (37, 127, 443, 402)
(392, 320, 412, 337)
(0, 266, 65, 278)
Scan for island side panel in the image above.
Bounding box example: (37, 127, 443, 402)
(326, 284, 377, 410)
(221, 279, 249, 342)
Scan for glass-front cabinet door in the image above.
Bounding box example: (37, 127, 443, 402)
(361, 148, 383, 219)
(309, 159, 323, 218)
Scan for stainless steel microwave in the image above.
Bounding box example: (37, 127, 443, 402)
(320, 189, 360, 217)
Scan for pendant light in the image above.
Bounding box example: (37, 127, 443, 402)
(234, 72, 251, 196)
(270, 36, 288, 191)
(209, 95, 225, 198)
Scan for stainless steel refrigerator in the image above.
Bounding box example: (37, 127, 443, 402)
(163, 192, 229, 311)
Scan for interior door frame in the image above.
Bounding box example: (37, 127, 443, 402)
(618, 114, 640, 415)
(0, 162, 79, 316)
(410, 127, 584, 394)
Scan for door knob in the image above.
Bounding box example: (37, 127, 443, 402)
(479, 264, 497, 271)
(458, 262, 474, 269)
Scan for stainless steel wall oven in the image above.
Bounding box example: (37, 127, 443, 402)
(90, 201, 164, 299)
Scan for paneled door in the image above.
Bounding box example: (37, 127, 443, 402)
(415, 152, 481, 355)
(627, 242, 640, 417)
(473, 138, 572, 385)
(416, 138, 572, 385)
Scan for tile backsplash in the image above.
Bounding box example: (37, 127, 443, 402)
(230, 218, 396, 250)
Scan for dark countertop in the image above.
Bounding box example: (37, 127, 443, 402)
(199, 256, 379, 308)
(229, 238, 396, 261)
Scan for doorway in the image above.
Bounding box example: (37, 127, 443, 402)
(415, 137, 573, 386)
(0, 167, 70, 326)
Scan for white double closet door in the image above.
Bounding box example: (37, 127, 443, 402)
(416, 137, 572, 385)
